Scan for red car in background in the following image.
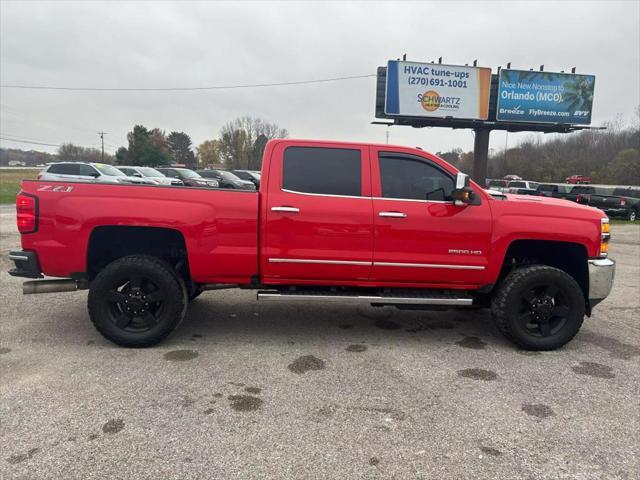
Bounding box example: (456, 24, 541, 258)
(566, 175, 592, 184)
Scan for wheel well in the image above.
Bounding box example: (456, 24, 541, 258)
(499, 240, 589, 301)
(87, 226, 190, 283)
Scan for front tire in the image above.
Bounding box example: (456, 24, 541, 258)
(491, 265, 585, 351)
(88, 255, 188, 347)
(628, 209, 637, 222)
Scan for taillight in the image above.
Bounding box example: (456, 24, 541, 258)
(620, 197, 626, 206)
(600, 218, 610, 258)
(16, 193, 38, 233)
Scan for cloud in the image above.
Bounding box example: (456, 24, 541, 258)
(1, 0, 638, 154)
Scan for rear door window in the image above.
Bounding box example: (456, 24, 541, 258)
(571, 186, 594, 194)
(282, 147, 361, 196)
(48, 163, 79, 175)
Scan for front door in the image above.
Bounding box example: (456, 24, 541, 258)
(263, 142, 373, 283)
(370, 149, 492, 287)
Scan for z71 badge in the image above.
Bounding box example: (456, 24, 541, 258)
(37, 185, 74, 192)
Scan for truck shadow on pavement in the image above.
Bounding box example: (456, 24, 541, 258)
(169, 291, 511, 351)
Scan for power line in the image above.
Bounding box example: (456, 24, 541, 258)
(0, 136, 62, 147)
(1, 134, 104, 150)
(0, 74, 376, 92)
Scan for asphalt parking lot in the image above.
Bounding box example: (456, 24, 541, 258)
(1, 204, 639, 480)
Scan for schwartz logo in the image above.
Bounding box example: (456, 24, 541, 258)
(499, 104, 524, 115)
(417, 90, 461, 112)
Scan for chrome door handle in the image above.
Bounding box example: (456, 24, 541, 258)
(271, 206, 300, 213)
(379, 211, 407, 218)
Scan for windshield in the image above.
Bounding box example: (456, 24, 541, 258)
(509, 181, 526, 188)
(178, 169, 202, 179)
(139, 167, 165, 177)
(538, 184, 555, 191)
(95, 164, 125, 176)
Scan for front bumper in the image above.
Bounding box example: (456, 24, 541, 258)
(8, 250, 43, 279)
(588, 258, 615, 307)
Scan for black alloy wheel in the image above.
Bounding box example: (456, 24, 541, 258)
(106, 274, 166, 333)
(519, 284, 570, 338)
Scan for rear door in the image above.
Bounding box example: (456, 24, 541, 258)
(370, 148, 492, 287)
(263, 142, 373, 282)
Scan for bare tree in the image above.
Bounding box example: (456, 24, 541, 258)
(219, 116, 288, 168)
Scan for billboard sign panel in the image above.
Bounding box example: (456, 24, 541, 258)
(384, 60, 491, 120)
(496, 69, 595, 124)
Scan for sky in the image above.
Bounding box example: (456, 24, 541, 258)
(1, 0, 639, 156)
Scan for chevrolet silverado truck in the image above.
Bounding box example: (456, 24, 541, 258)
(9, 139, 616, 350)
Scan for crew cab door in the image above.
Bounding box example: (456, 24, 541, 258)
(370, 148, 492, 287)
(262, 142, 373, 282)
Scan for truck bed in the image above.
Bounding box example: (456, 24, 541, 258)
(18, 181, 260, 284)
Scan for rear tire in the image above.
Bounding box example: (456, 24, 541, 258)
(491, 265, 585, 351)
(88, 255, 188, 347)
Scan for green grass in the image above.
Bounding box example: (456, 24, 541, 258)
(0, 169, 40, 204)
(611, 218, 638, 225)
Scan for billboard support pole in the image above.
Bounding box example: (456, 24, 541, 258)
(472, 128, 490, 184)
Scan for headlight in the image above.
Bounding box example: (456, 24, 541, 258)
(600, 217, 610, 257)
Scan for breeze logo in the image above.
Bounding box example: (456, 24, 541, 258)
(417, 90, 461, 112)
(499, 105, 524, 116)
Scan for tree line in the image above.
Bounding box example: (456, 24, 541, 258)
(114, 116, 288, 169)
(437, 113, 640, 185)
(3, 114, 638, 186)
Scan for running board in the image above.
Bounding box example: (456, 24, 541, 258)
(256, 290, 473, 306)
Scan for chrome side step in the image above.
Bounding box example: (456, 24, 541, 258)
(257, 290, 473, 306)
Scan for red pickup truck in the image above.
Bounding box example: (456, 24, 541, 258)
(9, 139, 615, 350)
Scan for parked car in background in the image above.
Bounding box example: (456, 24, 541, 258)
(117, 166, 183, 186)
(566, 175, 592, 184)
(486, 179, 509, 192)
(507, 180, 540, 195)
(503, 174, 522, 181)
(155, 168, 219, 188)
(231, 169, 261, 188)
(39, 162, 154, 185)
(575, 185, 640, 221)
(536, 183, 573, 199)
(196, 169, 256, 190)
(566, 185, 597, 203)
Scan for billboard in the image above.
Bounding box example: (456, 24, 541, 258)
(384, 60, 491, 120)
(496, 69, 595, 124)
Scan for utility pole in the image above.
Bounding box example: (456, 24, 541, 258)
(98, 131, 107, 162)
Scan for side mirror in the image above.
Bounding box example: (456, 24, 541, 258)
(453, 172, 473, 206)
(133, 172, 142, 177)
